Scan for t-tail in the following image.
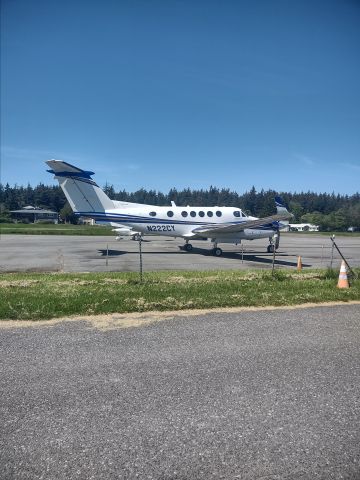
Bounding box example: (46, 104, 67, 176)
(274, 196, 292, 225)
(275, 196, 290, 215)
(46, 160, 114, 213)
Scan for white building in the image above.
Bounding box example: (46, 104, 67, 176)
(288, 223, 319, 232)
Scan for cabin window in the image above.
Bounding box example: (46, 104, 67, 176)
(199, 211, 205, 217)
(233, 211, 240, 217)
(207, 211, 213, 217)
(190, 211, 196, 217)
(149, 211, 157, 217)
(216, 211, 222, 217)
(167, 211, 174, 217)
(181, 211, 188, 217)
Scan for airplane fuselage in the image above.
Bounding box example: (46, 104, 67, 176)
(78, 204, 283, 242)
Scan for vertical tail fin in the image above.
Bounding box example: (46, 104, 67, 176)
(275, 196, 290, 215)
(275, 196, 292, 225)
(46, 160, 114, 213)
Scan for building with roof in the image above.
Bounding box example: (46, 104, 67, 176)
(10, 206, 58, 224)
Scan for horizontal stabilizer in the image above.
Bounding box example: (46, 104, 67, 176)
(46, 160, 114, 213)
(47, 160, 96, 185)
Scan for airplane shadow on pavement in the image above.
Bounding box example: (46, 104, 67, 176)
(98, 249, 127, 257)
(98, 248, 309, 267)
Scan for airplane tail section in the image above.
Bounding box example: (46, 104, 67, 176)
(46, 160, 114, 213)
(275, 196, 292, 227)
(275, 196, 290, 216)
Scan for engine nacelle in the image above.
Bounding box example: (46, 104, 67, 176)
(113, 228, 135, 236)
(113, 228, 141, 241)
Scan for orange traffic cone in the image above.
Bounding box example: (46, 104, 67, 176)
(297, 256, 302, 271)
(337, 261, 349, 289)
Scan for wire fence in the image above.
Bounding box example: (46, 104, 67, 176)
(1, 235, 359, 274)
(59, 239, 360, 277)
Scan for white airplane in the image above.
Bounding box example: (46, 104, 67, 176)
(46, 160, 292, 256)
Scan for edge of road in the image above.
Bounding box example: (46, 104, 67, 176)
(1, 301, 359, 330)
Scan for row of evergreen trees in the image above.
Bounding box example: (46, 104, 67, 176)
(1, 182, 359, 230)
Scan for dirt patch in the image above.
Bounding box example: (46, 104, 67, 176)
(0, 280, 41, 288)
(1, 301, 359, 330)
(101, 278, 128, 285)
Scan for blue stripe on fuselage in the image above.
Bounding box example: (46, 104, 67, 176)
(76, 212, 280, 230)
(76, 212, 214, 225)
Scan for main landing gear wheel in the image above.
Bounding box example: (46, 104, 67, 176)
(184, 243, 193, 252)
(213, 247, 223, 257)
(267, 231, 280, 253)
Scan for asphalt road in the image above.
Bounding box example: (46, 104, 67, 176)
(0, 233, 359, 272)
(1, 304, 360, 479)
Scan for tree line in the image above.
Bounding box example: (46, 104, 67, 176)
(1, 182, 359, 231)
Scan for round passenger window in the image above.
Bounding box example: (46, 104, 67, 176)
(149, 211, 156, 217)
(216, 211, 222, 217)
(167, 211, 174, 217)
(233, 211, 240, 217)
(190, 211, 196, 217)
(181, 211, 188, 217)
(207, 211, 213, 217)
(199, 211, 205, 217)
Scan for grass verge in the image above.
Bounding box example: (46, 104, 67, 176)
(1, 269, 359, 320)
(0, 223, 113, 235)
(286, 231, 360, 237)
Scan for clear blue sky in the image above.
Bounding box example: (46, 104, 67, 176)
(1, 0, 359, 195)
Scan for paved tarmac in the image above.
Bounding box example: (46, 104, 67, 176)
(1, 304, 359, 479)
(0, 233, 359, 272)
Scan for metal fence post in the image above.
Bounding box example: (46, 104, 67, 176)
(139, 236, 143, 282)
(330, 235, 335, 268)
(272, 234, 278, 275)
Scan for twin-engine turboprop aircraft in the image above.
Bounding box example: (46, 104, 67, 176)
(46, 160, 292, 256)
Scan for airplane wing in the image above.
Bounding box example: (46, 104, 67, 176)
(192, 212, 292, 236)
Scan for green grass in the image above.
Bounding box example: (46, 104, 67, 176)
(0, 223, 113, 235)
(286, 231, 360, 237)
(0, 269, 359, 320)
